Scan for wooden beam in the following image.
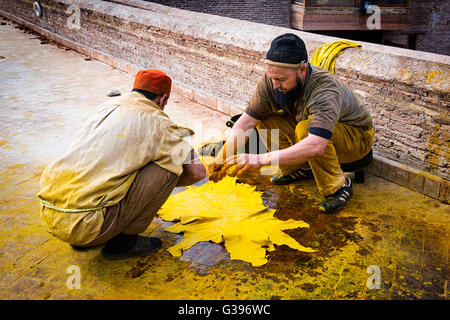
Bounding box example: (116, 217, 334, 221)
(295, 14, 410, 30)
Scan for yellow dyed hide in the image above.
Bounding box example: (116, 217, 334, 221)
(158, 176, 316, 267)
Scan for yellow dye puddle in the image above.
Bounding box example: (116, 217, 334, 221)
(158, 175, 315, 267)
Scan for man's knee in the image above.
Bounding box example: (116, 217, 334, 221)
(295, 120, 309, 141)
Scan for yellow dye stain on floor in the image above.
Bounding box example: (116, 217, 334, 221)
(21, 110, 33, 120)
(0, 139, 12, 149)
(7, 96, 18, 103)
(158, 176, 315, 267)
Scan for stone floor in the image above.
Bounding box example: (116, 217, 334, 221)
(0, 18, 448, 300)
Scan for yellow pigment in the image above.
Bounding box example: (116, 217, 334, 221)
(158, 175, 315, 267)
(426, 71, 440, 84)
(0, 139, 12, 149)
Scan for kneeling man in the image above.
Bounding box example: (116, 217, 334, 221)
(38, 69, 205, 259)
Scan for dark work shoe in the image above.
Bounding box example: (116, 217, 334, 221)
(101, 234, 162, 260)
(318, 178, 353, 213)
(270, 168, 314, 185)
(70, 244, 91, 251)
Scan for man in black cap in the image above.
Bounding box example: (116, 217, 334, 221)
(208, 33, 374, 213)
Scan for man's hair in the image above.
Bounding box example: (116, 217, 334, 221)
(132, 88, 158, 101)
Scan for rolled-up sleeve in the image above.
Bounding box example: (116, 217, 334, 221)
(306, 88, 340, 140)
(244, 74, 274, 120)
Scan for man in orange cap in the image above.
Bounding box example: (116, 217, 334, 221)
(38, 69, 205, 259)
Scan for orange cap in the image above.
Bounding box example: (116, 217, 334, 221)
(132, 69, 172, 98)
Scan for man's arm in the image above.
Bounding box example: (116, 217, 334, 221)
(225, 133, 329, 178)
(277, 133, 328, 165)
(176, 149, 206, 187)
(208, 112, 260, 182)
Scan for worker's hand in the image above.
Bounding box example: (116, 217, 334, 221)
(207, 160, 227, 183)
(223, 153, 267, 178)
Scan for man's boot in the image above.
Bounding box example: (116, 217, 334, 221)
(270, 168, 314, 185)
(101, 233, 162, 260)
(318, 177, 353, 213)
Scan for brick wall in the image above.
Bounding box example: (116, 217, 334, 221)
(0, 0, 448, 202)
(141, 0, 292, 28)
(146, 0, 449, 56)
(381, 0, 450, 55)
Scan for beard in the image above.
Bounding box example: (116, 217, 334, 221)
(273, 76, 303, 112)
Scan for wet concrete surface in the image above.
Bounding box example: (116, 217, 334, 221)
(0, 18, 449, 300)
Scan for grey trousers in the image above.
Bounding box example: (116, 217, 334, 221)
(84, 162, 179, 247)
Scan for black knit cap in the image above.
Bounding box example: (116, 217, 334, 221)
(266, 33, 308, 65)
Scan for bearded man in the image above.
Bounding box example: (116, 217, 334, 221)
(209, 33, 374, 213)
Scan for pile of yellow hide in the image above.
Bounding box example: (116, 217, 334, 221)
(158, 176, 315, 267)
(311, 40, 362, 74)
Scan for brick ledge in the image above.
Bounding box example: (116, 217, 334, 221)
(368, 155, 449, 203)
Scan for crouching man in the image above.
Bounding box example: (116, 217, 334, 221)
(208, 34, 374, 213)
(38, 69, 205, 259)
